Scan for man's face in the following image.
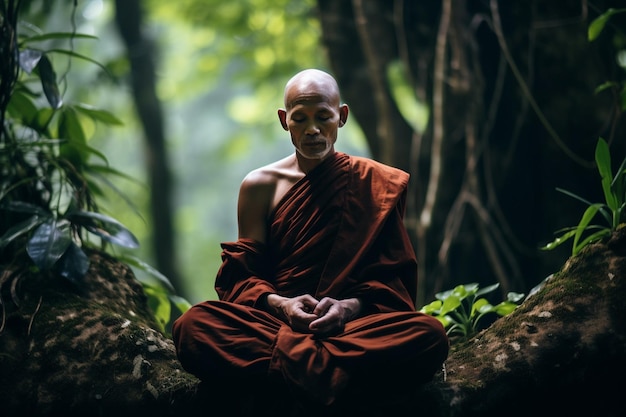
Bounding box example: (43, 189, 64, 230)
(283, 98, 343, 160)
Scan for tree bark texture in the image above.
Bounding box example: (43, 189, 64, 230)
(1, 227, 625, 416)
(315, 0, 626, 308)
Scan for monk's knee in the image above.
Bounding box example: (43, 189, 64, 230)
(409, 313, 449, 380)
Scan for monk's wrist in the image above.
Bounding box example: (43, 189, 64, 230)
(264, 293, 286, 316)
(343, 297, 362, 321)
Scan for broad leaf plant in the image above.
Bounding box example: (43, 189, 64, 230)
(420, 283, 524, 343)
(0, 2, 187, 333)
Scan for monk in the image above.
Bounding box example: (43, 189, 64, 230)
(172, 69, 449, 416)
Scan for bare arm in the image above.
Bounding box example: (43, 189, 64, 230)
(237, 170, 274, 243)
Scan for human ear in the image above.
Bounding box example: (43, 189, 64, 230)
(338, 104, 349, 127)
(278, 109, 289, 131)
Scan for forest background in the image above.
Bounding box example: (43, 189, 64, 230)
(7, 0, 626, 314)
(16, 0, 364, 306)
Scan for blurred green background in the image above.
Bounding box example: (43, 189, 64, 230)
(37, 0, 368, 303)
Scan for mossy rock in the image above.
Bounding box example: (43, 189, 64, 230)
(0, 250, 198, 417)
(2, 228, 626, 417)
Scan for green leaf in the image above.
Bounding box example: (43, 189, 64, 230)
(572, 204, 603, 253)
(476, 282, 499, 297)
(595, 138, 618, 210)
(58, 107, 87, 168)
(66, 210, 139, 249)
(26, 219, 72, 270)
(440, 295, 461, 316)
(34, 107, 55, 133)
(462, 283, 479, 293)
(169, 294, 192, 315)
(594, 81, 619, 94)
(451, 284, 472, 299)
(6, 89, 39, 124)
(1, 201, 50, 216)
(472, 298, 493, 316)
(20, 32, 98, 45)
(59, 133, 109, 166)
(46, 48, 109, 72)
(143, 285, 171, 333)
(507, 292, 525, 303)
(55, 242, 90, 285)
(59, 106, 86, 143)
(74, 104, 124, 126)
(555, 187, 593, 206)
(573, 229, 611, 255)
(541, 229, 577, 251)
(494, 301, 518, 316)
(119, 254, 175, 293)
(610, 154, 626, 223)
(419, 299, 443, 315)
(588, 11, 611, 41)
(36, 54, 63, 109)
(587, 8, 626, 41)
(437, 315, 454, 329)
(0, 215, 45, 249)
(434, 288, 452, 301)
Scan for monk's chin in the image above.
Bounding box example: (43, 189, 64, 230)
(296, 146, 333, 160)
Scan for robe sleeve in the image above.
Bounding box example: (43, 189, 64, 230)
(214, 238, 276, 307)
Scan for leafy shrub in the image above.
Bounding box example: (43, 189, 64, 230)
(420, 283, 524, 342)
(542, 137, 625, 256)
(0, 3, 187, 334)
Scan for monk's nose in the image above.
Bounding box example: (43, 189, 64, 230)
(305, 122, 320, 135)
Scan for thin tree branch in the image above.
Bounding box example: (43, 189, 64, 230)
(413, 0, 451, 302)
(352, 0, 395, 165)
(419, 0, 450, 230)
(489, 0, 593, 169)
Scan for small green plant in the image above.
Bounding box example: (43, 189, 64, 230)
(420, 283, 524, 342)
(542, 137, 625, 256)
(0, 25, 133, 282)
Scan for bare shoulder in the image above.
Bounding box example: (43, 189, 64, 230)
(237, 155, 303, 241)
(241, 155, 297, 188)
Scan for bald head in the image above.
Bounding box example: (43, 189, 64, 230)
(283, 69, 342, 110)
(277, 69, 349, 162)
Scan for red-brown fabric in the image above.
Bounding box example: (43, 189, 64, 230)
(172, 152, 449, 407)
(215, 152, 418, 312)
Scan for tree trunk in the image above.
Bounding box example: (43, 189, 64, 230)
(113, 0, 182, 293)
(316, 0, 626, 308)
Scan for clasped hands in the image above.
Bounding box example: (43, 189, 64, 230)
(265, 293, 361, 336)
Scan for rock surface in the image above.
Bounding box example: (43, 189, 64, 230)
(1, 228, 625, 416)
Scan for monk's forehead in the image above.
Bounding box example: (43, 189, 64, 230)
(284, 74, 340, 108)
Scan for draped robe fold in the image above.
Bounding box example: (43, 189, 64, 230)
(172, 152, 449, 407)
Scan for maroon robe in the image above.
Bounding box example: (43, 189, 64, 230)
(172, 152, 449, 409)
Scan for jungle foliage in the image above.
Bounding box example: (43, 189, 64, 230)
(0, 0, 186, 333)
